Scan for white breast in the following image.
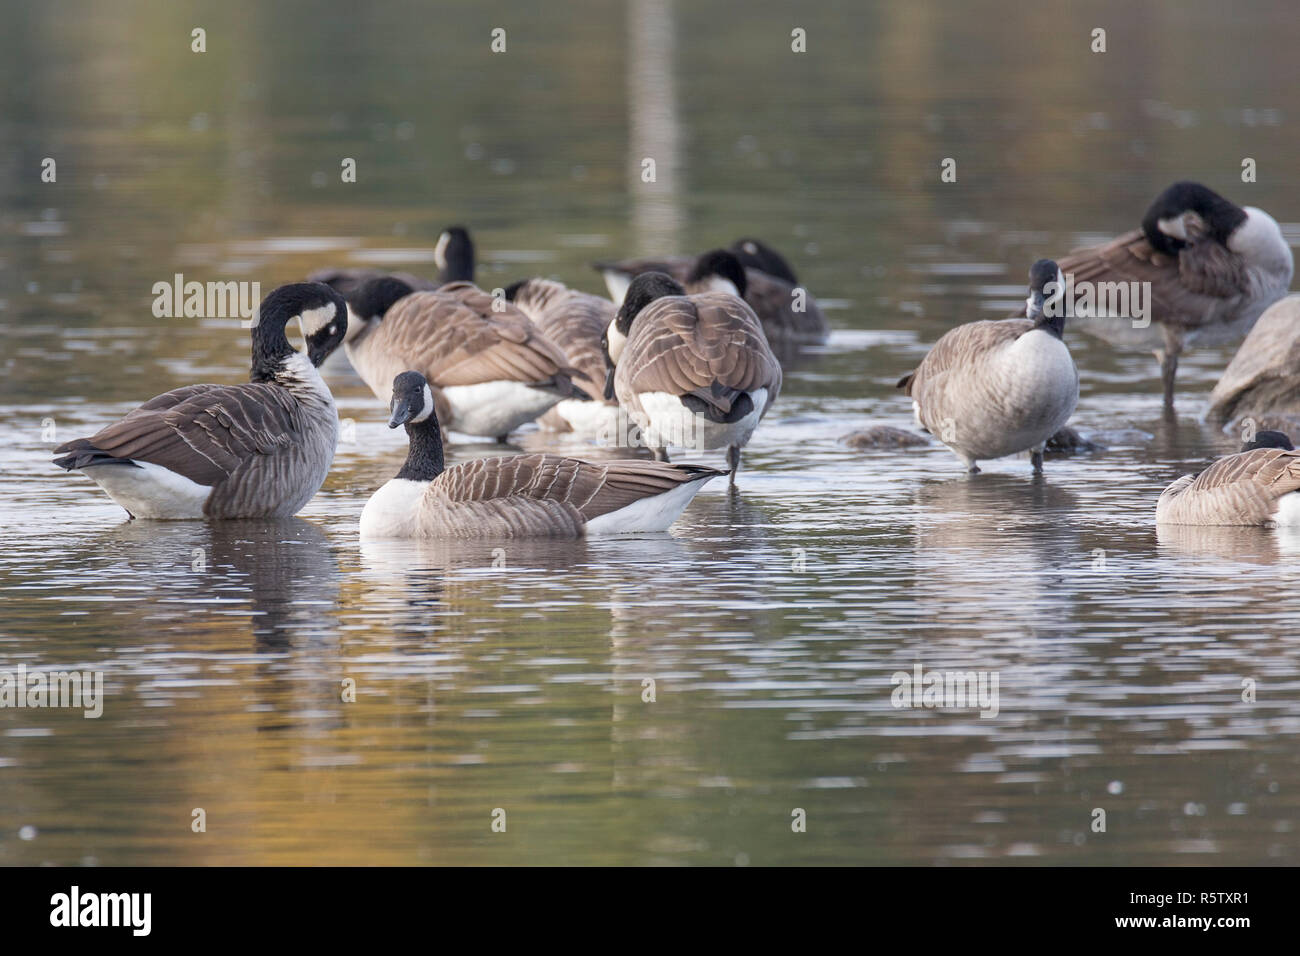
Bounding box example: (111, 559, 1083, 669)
(359, 478, 428, 539)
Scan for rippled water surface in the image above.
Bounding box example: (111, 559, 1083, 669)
(2, 0, 1299, 865)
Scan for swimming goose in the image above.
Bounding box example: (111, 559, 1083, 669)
(595, 239, 830, 345)
(308, 276, 576, 440)
(53, 282, 348, 519)
(503, 277, 622, 436)
(360, 371, 724, 538)
(1206, 296, 1300, 429)
(898, 259, 1078, 474)
(306, 225, 475, 299)
(1055, 181, 1292, 407)
(1156, 430, 1300, 526)
(602, 271, 782, 485)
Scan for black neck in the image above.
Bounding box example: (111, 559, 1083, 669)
(396, 415, 445, 481)
(1033, 310, 1065, 339)
(250, 313, 294, 383)
(439, 249, 474, 284)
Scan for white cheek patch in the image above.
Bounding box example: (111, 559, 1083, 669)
(606, 320, 627, 364)
(299, 302, 338, 336)
(411, 384, 436, 423)
(434, 232, 450, 271)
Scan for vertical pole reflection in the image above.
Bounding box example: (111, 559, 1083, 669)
(627, 0, 683, 256)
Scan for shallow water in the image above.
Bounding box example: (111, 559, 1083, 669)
(1, 0, 1299, 865)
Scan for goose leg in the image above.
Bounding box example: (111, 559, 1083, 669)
(495, 434, 509, 444)
(727, 444, 741, 486)
(1157, 328, 1182, 409)
(1030, 446, 1044, 474)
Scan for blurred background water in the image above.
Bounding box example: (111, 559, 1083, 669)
(1, 0, 1298, 864)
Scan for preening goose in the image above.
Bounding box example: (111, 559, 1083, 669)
(1156, 430, 1300, 526)
(898, 259, 1078, 474)
(360, 371, 724, 539)
(602, 270, 782, 485)
(53, 282, 349, 519)
(310, 276, 576, 440)
(595, 239, 830, 346)
(1055, 181, 1292, 407)
(503, 277, 622, 436)
(1206, 296, 1300, 429)
(306, 224, 475, 299)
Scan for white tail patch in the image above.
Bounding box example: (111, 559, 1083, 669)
(80, 460, 212, 519)
(584, 476, 715, 535)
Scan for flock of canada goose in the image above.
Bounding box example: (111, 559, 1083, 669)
(51, 180, 1300, 536)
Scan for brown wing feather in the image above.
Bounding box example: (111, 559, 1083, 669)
(902, 318, 1031, 401)
(510, 279, 616, 401)
(733, 269, 830, 344)
(1158, 448, 1300, 525)
(1059, 229, 1247, 330)
(54, 384, 308, 487)
(430, 455, 721, 521)
(616, 293, 782, 417)
(368, 283, 573, 388)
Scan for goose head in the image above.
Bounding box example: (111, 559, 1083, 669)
(730, 238, 798, 284)
(601, 271, 686, 399)
(687, 249, 749, 298)
(435, 226, 475, 284)
(251, 282, 348, 383)
(387, 370, 445, 482)
(1025, 259, 1065, 320)
(1244, 430, 1294, 451)
(1141, 181, 1247, 255)
(387, 370, 438, 429)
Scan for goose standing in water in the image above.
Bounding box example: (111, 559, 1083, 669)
(360, 371, 724, 539)
(306, 276, 576, 441)
(53, 282, 349, 519)
(1156, 430, 1300, 526)
(602, 269, 782, 485)
(595, 239, 830, 346)
(898, 259, 1078, 474)
(503, 277, 622, 437)
(1055, 182, 1292, 407)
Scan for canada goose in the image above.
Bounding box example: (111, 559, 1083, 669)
(595, 239, 830, 345)
(53, 282, 348, 519)
(898, 259, 1078, 474)
(307, 276, 576, 440)
(1055, 181, 1292, 407)
(1156, 430, 1300, 526)
(602, 269, 782, 485)
(306, 225, 475, 299)
(1206, 296, 1300, 428)
(503, 277, 622, 436)
(360, 370, 724, 538)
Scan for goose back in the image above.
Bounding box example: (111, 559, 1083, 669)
(1156, 447, 1300, 525)
(614, 291, 782, 421)
(347, 282, 573, 403)
(509, 278, 616, 402)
